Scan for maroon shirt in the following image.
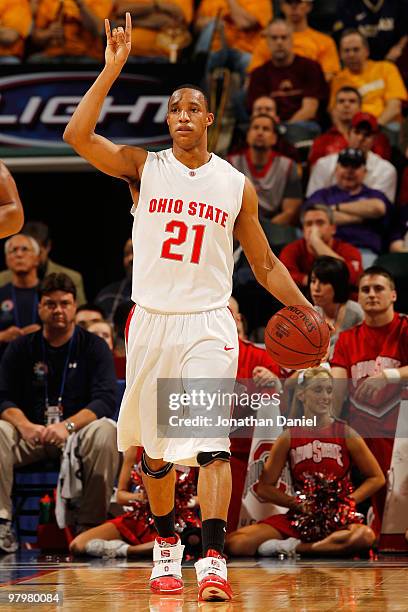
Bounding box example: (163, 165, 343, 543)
(247, 55, 328, 121)
(279, 237, 363, 289)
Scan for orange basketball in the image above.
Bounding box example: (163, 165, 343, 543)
(265, 305, 330, 370)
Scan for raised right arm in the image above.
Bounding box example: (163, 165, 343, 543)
(63, 13, 147, 183)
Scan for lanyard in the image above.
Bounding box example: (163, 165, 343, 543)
(10, 285, 38, 328)
(41, 329, 76, 409)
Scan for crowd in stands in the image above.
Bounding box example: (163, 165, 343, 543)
(1, 0, 408, 558)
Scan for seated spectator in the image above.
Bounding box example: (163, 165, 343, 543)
(251, 96, 301, 161)
(95, 238, 132, 321)
(70, 448, 154, 558)
(75, 303, 105, 329)
(333, 0, 408, 62)
(309, 87, 391, 165)
(389, 205, 408, 252)
(227, 296, 282, 532)
(114, 0, 193, 63)
(309, 256, 364, 359)
(249, 0, 340, 81)
(0, 221, 87, 305)
(0, 235, 41, 356)
(0, 160, 24, 239)
(330, 266, 408, 533)
(0, 273, 119, 552)
(307, 112, 397, 202)
(330, 30, 407, 127)
(229, 96, 300, 162)
(0, 1, 31, 64)
(88, 319, 114, 351)
(70, 447, 199, 558)
(195, 0, 272, 83)
(228, 114, 302, 225)
(225, 366, 384, 557)
(88, 318, 126, 378)
(247, 19, 327, 143)
(306, 148, 391, 267)
(29, 0, 112, 62)
(280, 204, 363, 292)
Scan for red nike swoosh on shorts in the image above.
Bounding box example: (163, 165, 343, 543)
(224, 346, 234, 351)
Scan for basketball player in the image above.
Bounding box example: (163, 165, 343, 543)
(63, 13, 314, 602)
(0, 160, 24, 238)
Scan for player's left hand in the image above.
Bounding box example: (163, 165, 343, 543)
(252, 366, 279, 388)
(41, 423, 69, 447)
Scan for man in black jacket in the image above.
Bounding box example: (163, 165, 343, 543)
(0, 273, 119, 554)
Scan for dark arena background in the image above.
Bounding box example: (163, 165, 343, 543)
(0, 1, 408, 610)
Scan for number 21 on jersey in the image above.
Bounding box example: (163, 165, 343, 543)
(161, 220, 205, 264)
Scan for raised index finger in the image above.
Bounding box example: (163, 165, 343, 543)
(125, 12, 132, 41)
(105, 18, 112, 41)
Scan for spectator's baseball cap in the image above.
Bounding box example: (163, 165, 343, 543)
(338, 147, 366, 168)
(351, 112, 378, 133)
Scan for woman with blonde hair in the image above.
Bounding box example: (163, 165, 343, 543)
(225, 366, 385, 557)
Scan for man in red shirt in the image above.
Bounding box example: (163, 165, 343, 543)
(279, 203, 363, 291)
(309, 86, 391, 165)
(246, 19, 327, 143)
(331, 267, 408, 532)
(228, 297, 283, 531)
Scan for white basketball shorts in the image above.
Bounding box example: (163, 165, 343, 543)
(117, 304, 238, 465)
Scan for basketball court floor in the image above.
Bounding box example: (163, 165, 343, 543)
(0, 551, 407, 611)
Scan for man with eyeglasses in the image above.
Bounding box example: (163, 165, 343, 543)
(0, 234, 42, 356)
(0, 272, 119, 554)
(306, 147, 391, 267)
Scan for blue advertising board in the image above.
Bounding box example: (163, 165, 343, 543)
(0, 64, 200, 168)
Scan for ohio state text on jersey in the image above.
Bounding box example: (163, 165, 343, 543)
(131, 149, 245, 313)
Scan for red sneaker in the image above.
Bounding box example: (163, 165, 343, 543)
(195, 549, 233, 602)
(150, 536, 185, 595)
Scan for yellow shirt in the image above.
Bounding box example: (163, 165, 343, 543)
(330, 60, 408, 118)
(196, 0, 272, 55)
(0, 0, 32, 58)
(248, 27, 340, 76)
(121, 0, 193, 57)
(36, 0, 112, 60)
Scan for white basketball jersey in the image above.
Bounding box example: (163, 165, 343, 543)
(131, 149, 245, 313)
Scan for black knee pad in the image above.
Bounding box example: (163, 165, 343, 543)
(197, 451, 230, 467)
(141, 451, 174, 478)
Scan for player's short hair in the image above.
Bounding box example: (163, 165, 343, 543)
(340, 28, 369, 50)
(169, 84, 210, 111)
(4, 234, 40, 256)
(309, 256, 350, 304)
(359, 266, 396, 290)
(249, 113, 276, 131)
(300, 204, 334, 225)
(335, 86, 362, 105)
(39, 273, 77, 300)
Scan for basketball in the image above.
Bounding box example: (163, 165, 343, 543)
(265, 305, 330, 369)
